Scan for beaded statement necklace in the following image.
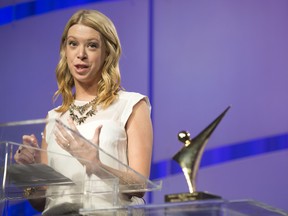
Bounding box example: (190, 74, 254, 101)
(69, 97, 98, 125)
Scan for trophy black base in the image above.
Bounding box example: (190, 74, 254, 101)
(165, 191, 221, 203)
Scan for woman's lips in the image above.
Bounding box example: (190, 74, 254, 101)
(74, 64, 89, 73)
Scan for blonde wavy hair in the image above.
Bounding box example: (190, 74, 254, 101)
(54, 10, 122, 113)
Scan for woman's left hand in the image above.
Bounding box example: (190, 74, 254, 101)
(54, 118, 102, 170)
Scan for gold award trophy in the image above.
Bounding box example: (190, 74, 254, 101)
(165, 106, 230, 202)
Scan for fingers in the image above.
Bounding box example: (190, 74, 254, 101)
(54, 119, 102, 154)
(22, 134, 38, 154)
(54, 128, 71, 149)
(55, 118, 81, 151)
(55, 120, 79, 152)
(15, 134, 39, 164)
(67, 117, 78, 132)
(15, 150, 35, 164)
(23, 134, 38, 147)
(91, 125, 102, 145)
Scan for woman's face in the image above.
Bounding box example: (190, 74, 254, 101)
(65, 24, 106, 87)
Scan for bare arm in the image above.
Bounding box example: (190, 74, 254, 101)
(126, 99, 153, 177)
(125, 98, 153, 197)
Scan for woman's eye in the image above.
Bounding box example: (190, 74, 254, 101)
(88, 43, 99, 49)
(68, 41, 77, 47)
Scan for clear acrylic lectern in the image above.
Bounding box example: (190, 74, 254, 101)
(0, 119, 162, 215)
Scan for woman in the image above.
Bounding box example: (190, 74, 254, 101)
(14, 9, 153, 215)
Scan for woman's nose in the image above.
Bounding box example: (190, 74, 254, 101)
(77, 47, 87, 59)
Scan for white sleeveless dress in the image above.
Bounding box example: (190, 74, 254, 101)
(42, 91, 149, 215)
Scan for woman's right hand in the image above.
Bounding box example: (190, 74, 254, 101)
(14, 134, 41, 164)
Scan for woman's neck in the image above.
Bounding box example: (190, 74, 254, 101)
(74, 84, 98, 101)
